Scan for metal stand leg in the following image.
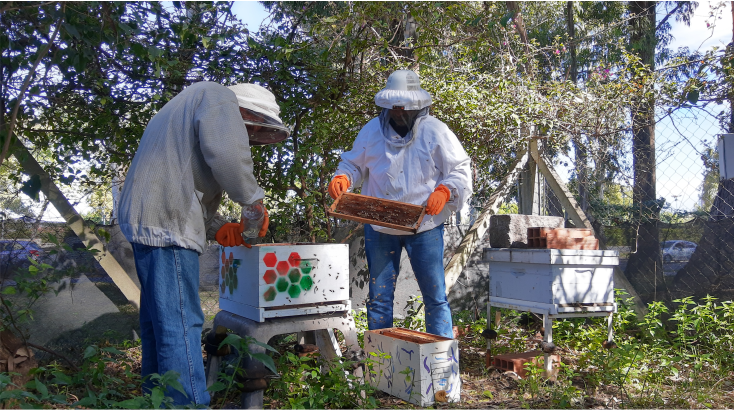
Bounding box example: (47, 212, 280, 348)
(607, 312, 614, 342)
(542, 314, 553, 378)
(241, 390, 264, 409)
(205, 355, 223, 388)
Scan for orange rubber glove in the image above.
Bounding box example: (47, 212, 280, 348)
(328, 175, 351, 199)
(258, 208, 269, 237)
(215, 219, 251, 248)
(426, 184, 451, 215)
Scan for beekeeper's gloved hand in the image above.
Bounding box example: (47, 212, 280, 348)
(215, 220, 251, 248)
(426, 184, 451, 215)
(328, 175, 351, 199)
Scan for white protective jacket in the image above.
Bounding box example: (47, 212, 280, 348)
(118, 82, 265, 254)
(336, 114, 472, 235)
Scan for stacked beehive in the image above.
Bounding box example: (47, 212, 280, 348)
(526, 227, 599, 250)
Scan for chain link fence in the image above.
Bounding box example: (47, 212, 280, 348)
(541, 105, 734, 303)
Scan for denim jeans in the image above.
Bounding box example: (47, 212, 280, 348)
(131, 243, 210, 407)
(364, 224, 453, 338)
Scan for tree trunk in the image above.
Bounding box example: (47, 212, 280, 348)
(566, 2, 588, 214)
(624, 1, 665, 302)
(566, 1, 577, 83)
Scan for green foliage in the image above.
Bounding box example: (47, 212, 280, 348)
(547, 291, 734, 406)
(352, 308, 367, 349)
(697, 140, 720, 213)
(394, 295, 425, 333)
(207, 333, 279, 408)
(266, 352, 378, 409)
(0, 345, 200, 409)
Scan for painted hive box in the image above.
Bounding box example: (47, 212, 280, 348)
(365, 328, 460, 406)
(219, 243, 350, 321)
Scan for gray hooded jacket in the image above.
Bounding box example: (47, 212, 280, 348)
(118, 82, 265, 254)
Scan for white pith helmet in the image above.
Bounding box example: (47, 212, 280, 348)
(374, 70, 433, 110)
(227, 83, 290, 145)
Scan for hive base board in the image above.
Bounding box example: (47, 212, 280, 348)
(488, 296, 616, 316)
(219, 299, 351, 322)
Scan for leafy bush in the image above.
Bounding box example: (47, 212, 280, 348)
(266, 351, 378, 409)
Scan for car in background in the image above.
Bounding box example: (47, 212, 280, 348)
(661, 240, 697, 263)
(0, 240, 44, 271)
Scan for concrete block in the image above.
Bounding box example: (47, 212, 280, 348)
(489, 215, 564, 248)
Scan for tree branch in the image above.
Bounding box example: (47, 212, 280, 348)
(27, 342, 80, 372)
(0, 14, 63, 168)
(656, 2, 683, 32)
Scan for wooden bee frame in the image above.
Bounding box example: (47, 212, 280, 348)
(327, 192, 426, 233)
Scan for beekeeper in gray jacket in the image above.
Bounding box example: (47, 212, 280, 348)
(118, 81, 289, 406)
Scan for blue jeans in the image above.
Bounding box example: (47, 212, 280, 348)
(364, 224, 453, 338)
(131, 243, 210, 407)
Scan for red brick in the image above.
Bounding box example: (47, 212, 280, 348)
(492, 350, 560, 378)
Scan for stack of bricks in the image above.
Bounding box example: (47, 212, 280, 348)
(527, 227, 599, 250)
(491, 350, 560, 378)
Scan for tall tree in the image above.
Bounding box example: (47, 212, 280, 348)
(624, 1, 664, 301)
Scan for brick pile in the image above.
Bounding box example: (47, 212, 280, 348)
(491, 350, 560, 378)
(527, 227, 599, 250)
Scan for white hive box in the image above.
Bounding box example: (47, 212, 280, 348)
(219, 243, 350, 322)
(365, 328, 460, 406)
(483, 248, 618, 314)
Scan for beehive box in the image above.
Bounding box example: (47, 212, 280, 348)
(483, 248, 618, 314)
(365, 328, 460, 406)
(219, 244, 350, 322)
(327, 193, 426, 233)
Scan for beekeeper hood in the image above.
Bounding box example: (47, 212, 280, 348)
(375, 70, 432, 142)
(374, 70, 432, 110)
(227, 83, 290, 145)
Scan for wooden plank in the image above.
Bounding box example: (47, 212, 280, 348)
(529, 139, 593, 230)
(444, 147, 530, 294)
(12, 142, 141, 308)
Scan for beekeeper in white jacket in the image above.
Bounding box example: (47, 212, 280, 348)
(328, 70, 472, 338)
(118, 81, 289, 406)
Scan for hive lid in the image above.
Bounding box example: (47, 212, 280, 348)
(483, 248, 619, 265)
